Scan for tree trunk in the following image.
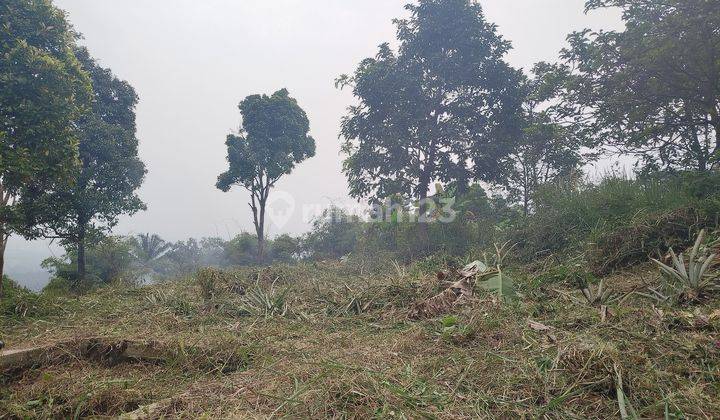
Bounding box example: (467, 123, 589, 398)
(713, 119, 720, 168)
(0, 234, 7, 301)
(690, 127, 708, 172)
(76, 225, 87, 288)
(417, 182, 430, 254)
(256, 195, 267, 263)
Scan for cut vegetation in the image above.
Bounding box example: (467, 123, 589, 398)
(2, 249, 719, 418)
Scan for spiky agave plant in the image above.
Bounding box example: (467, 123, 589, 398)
(652, 230, 718, 301)
(240, 279, 290, 318)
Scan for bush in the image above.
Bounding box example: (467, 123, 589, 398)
(588, 206, 711, 274)
(42, 235, 138, 289)
(508, 172, 720, 263)
(301, 206, 362, 260)
(196, 267, 224, 302)
(270, 234, 300, 262)
(1, 276, 52, 320)
(222, 233, 259, 266)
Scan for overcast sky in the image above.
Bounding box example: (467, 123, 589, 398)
(8, 0, 623, 288)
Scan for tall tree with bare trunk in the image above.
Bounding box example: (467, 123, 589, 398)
(217, 89, 315, 262)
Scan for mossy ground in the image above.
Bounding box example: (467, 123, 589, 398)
(1, 262, 719, 418)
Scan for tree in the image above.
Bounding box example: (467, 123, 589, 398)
(217, 89, 316, 261)
(43, 235, 136, 287)
(271, 234, 300, 263)
(40, 48, 146, 286)
(558, 0, 720, 172)
(503, 66, 586, 215)
(133, 233, 171, 263)
(222, 233, 259, 266)
(164, 238, 203, 275)
(338, 0, 523, 213)
(0, 0, 92, 298)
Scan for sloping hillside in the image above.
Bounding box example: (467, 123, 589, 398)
(2, 261, 719, 418)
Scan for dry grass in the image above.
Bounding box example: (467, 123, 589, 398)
(1, 261, 719, 418)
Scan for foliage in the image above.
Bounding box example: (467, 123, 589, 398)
(0, 276, 52, 319)
(0, 0, 92, 231)
(37, 47, 146, 284)
(337, 0, 523, 205)
(476, 242, 517, 302)
(557, 0, 720, 172)
(478, 271, 515, 302)
(0, 0, 92, 295)
(270, 234, 300, 263)
(652, 229, 719, 301)
(437, 315, 474, 343)
(222, 233, 260, 266)
(161, 238, 203, 275)
(42, 235, 137, 287)
(301, 206, 362, 260)
(508, 172, 720, 263)
(133, 233, 172, 263)
(196, 267, 223, 302)
(217, 89, 315, 260)
(239, 283, 290, 318)
(587, 206, 710, 275)
(501, 65, 587, 214)
(578, 278, 618, 307)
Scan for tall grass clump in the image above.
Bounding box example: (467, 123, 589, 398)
(0, 276, 53, 321)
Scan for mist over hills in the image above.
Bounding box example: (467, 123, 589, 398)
(5, 239, 58, 291)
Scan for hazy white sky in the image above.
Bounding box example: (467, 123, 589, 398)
(8, 0, 623, 287)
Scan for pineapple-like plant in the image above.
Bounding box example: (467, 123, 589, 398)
(651, 230, 718, 301)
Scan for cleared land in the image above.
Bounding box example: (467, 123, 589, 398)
(1, 262, 719, 418)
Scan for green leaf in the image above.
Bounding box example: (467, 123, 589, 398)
(440, 315, 459, 328)
(479, 271, 516, 302)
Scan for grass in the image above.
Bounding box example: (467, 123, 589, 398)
(1, 259, 719, 418)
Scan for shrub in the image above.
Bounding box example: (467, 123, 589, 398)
(269, 234, 300, 263)
(42, 235, 138, 289)
(651, 229, 719, 302)
(588, 206, 710, 274)
(509, 172, 720, 263)
(222, 233, 259, 266)
(301, 206, 362, 260)
(196, 267, 224, 302)
(0, 276, 51, 319)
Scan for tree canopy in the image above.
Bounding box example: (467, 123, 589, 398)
(217, 88, 315, 260)
(40, 47, 146, 284)
(0, 0, 92, 297)
(501, 65, 586, 215)
(557, 0, 720, 172)
(338, 0, 524, 206)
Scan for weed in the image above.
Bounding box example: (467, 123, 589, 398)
(196, 267, 223, 302)
(437, 315, 475, 343)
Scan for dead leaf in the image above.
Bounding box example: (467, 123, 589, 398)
(528, 320, 553, 331)
(458, 261, 487, 278)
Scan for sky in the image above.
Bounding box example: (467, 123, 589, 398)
(7, 0, 623, 289)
